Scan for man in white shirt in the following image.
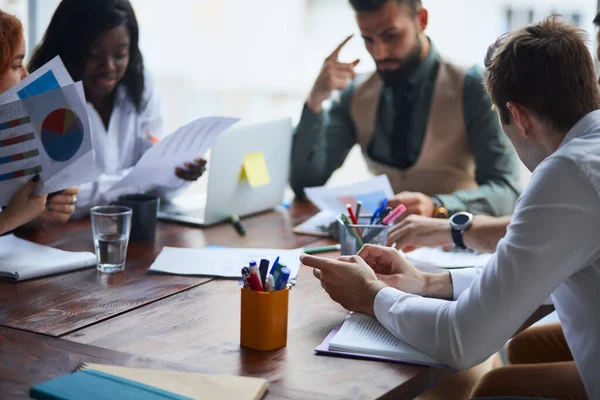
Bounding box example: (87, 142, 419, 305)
(300, 17, 600, 399)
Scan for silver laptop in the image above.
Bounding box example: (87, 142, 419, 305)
(158, 118, 293, 226)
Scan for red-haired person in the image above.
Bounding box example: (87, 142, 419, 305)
(0, 10, 77, 234)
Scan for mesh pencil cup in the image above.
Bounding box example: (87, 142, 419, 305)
(338, 216, 389, 256)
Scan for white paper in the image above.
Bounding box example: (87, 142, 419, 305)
(329, 313, 439, 365)
(305, 175, 394, 215)
(0, 82, 96, 205)
(0, 56, 74, 104)
(298, 176, 394, 237)
(108, 116, 239, 197)
(149, 247, 303, 278)
(0, 234, 96, 281)
(404, 247, 493, 269)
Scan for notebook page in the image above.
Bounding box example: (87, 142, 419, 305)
(329, 313, 439, 364)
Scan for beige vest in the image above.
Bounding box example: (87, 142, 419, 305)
(350, 61, 478, 196)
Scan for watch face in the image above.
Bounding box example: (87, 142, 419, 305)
(452, 214, 470, 225)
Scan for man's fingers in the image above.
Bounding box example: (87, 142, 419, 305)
(313, 268, 323, 280)
(326, 34, 354, 60)
(300, 253, 345, 271)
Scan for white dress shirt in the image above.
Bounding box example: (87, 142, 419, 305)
(74, 72, 183, 218)
(374, 110, 600, 399)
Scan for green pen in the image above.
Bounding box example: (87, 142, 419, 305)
(303, 244, 342, 255)
(340, 214, 364, 248)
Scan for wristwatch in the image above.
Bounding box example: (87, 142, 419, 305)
(449, 212, 473, 249)
(432, 196, 449, 218)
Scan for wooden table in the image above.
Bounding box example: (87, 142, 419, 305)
(0, 201, 451, 399)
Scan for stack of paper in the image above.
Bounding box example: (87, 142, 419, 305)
(294, 175, 394, 237)
(0, 234, 96, 281)
(107, 116, 239, 198)
(316, 313, 444, 367)
(149, 247, 303, 278)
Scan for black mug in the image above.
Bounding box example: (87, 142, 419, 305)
(113, 194, 160, 242)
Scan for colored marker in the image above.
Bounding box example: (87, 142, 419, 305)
(355, 201, 362, 219)
(229, 214, 246, 236)
(275, 267, 291, 291)
(259, 259, 270, 288)
(383, 204, 407, 225)
(340, 214, 364, 248)
(303, 244, 341, 255)
(346, 203, 358, 225)
(247, 271, 263, 291)
(269, 256, 280, 276)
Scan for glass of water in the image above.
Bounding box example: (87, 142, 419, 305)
(90, 206, 132, 273)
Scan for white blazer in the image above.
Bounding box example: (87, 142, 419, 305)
(74, 72, 182, 218)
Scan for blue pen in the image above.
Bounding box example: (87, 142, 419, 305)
(275, 267, 291, 291)
(269, 256, 280, 276)
(371, 198, 388, 224)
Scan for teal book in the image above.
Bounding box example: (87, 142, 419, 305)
(30, 369, 192, 400)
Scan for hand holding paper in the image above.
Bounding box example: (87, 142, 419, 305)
(108, 117, 238, 198)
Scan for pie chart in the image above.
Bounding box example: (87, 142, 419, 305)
(41, 108, 84, 162)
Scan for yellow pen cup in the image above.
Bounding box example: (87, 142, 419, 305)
(240, 287, 289, 351)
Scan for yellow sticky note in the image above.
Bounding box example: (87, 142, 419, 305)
(239, 152, 271, 188)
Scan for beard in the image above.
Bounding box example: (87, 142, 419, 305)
(376, 36, 423, 87)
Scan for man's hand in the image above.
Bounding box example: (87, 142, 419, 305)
(386, 215, 452, 252)
(2, 176, 47, 232)
(387, 191, 435, 222)
(357, 244, 429, 295)
(300, 253, 386, 316)
(40, 187, 78, 224)
(359, 244, 454, 300)
(175, 158, 207, 181)
(307, 35, 360, 113)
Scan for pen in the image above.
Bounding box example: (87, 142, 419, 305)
(355, 201, 362, 219)
(303, 244, 341, 255)
(272, 262, 285, 282)
(259, 259, 270, 288)
(383, 204, 407, 225)
(265, 275, 275, 292)
(346, 203, 358, 225)
(275, 267, 290, 291)
(241, 268, 250, 289)
(269, 256, 280, 276)
(247, 271, 263, 291)
(340, 214, 364, 248)
(229, 214, 246, 236)
(370, 198, 387, 224)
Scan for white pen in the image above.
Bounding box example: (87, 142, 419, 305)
(265, 274, 275, 292)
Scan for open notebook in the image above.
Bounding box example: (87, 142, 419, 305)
(0, 234, 96, 281)
(316, 313, 446, 368)
(31, 363, 268, 400)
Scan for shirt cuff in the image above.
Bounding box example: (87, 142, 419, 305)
(449, 268, 481, 300)
(374, 286, 404, 323)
